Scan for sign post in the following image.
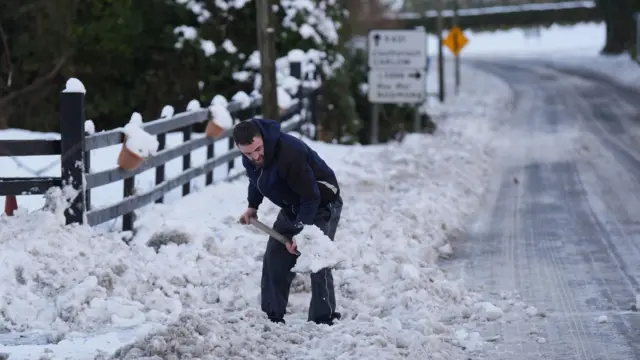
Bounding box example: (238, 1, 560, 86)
(443, 25, 469, 94)
(443, 26, 469, 57)
(367, 29, 427, 142)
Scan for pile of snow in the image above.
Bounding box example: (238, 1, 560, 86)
(160, 105, 175, 118)
(84, 120, 96, 135)
(208, 104, 234, 129)
(185, 99, 201, 112)
(0, 62, 530, 359)
(122, 113, 159, 158)
(210, 95, 227, 107)
(291, 225, 346, 274)
(62, 78, 86, 94)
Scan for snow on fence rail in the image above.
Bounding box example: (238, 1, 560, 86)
(0, 58, 320, 233)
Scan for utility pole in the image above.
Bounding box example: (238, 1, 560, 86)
(256, 0, 279, 120)
(453, 0, 460, 94)
(437, 0, 445, 103)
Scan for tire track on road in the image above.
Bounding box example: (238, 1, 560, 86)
(451, 61, 640, 360)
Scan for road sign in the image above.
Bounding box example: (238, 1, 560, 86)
(443, 26, 469, 56)
(368, 29, 427, 69)
(367, 69, 426, 104)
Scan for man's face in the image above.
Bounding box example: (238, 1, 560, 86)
(238, 136, 265, 167)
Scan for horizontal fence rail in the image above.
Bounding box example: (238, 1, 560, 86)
(0, 58, 321, 235)
(85, 97, 312, 230)
(0, 140, 61, 156)
(0, 139, 63, 195)
(0, 177, 62, 196)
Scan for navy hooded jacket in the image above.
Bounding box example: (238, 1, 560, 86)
(241, 118, 340, 227)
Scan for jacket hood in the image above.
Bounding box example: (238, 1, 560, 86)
(251, 118, 281, 167)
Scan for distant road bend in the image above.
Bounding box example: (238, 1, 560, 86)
(453, 60, 640, 360)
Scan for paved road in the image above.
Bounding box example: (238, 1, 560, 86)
(451, 61, 640, 360)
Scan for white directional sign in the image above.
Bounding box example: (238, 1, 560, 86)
(368, 29, 427, 69)
(367, 69, 426, 104)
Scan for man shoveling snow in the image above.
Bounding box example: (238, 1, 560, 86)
(234, 118, 343, 326)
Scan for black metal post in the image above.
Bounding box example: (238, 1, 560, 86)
(60, 84, 86, 225)
(182, 125, 191, 196)
(205, 141, 214, 185)
(155, 133, 166, 204)
(437, 3, 445, 103)
(453, 0, 460, 94)
(123, 176, 134, 231)
(84, 130, 91, 211)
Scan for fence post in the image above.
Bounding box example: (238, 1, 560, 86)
(4, 195, 17, 216)
(308, 84, 319, 141)
(83, 129, 91, 211)
(156, 106, 172, 204)
(60, 78, 87, 225)
(83, 119, 94, 211)
(155, 132, 166, 204)
(182, 125, 192, 196)
(205, 108, 215, 186)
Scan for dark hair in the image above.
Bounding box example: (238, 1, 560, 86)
(233, 120, 262, 145)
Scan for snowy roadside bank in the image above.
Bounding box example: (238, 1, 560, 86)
(543, 54, 640, 92)
(0, 62, 515, 360)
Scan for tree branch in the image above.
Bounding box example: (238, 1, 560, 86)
(0, 20, 12, 90)
(0, 52, 71, 109)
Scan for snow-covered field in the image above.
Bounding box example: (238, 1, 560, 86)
(455, 21, 640, 90)
(0, 61, 520, 359)
(454, 22, 605, 56)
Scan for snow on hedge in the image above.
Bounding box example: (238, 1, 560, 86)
(280, 0, 341, 45)
(173, 0, 346, 93)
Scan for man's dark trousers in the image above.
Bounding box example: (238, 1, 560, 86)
(260, 196, 342, 323)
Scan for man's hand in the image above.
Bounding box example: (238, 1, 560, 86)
(286, 239, 299, 255)
(239, 208, 258, 225)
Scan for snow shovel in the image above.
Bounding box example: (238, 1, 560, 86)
(244, 217, 301, 256)
(241, 217, 348, 272)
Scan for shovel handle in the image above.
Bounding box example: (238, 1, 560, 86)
(247, 217, 301, 256)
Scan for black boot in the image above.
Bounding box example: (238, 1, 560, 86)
(268, 316, 285, 324)
(312, 312, 341, 326)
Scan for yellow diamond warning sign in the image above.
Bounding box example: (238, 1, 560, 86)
(443, 26, 469, 56)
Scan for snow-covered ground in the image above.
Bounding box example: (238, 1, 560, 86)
(0, 61, 520, 359)
(4, 18, 640, 360)
(454, 22, 605, 56)
(545, 53, 640, 91)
